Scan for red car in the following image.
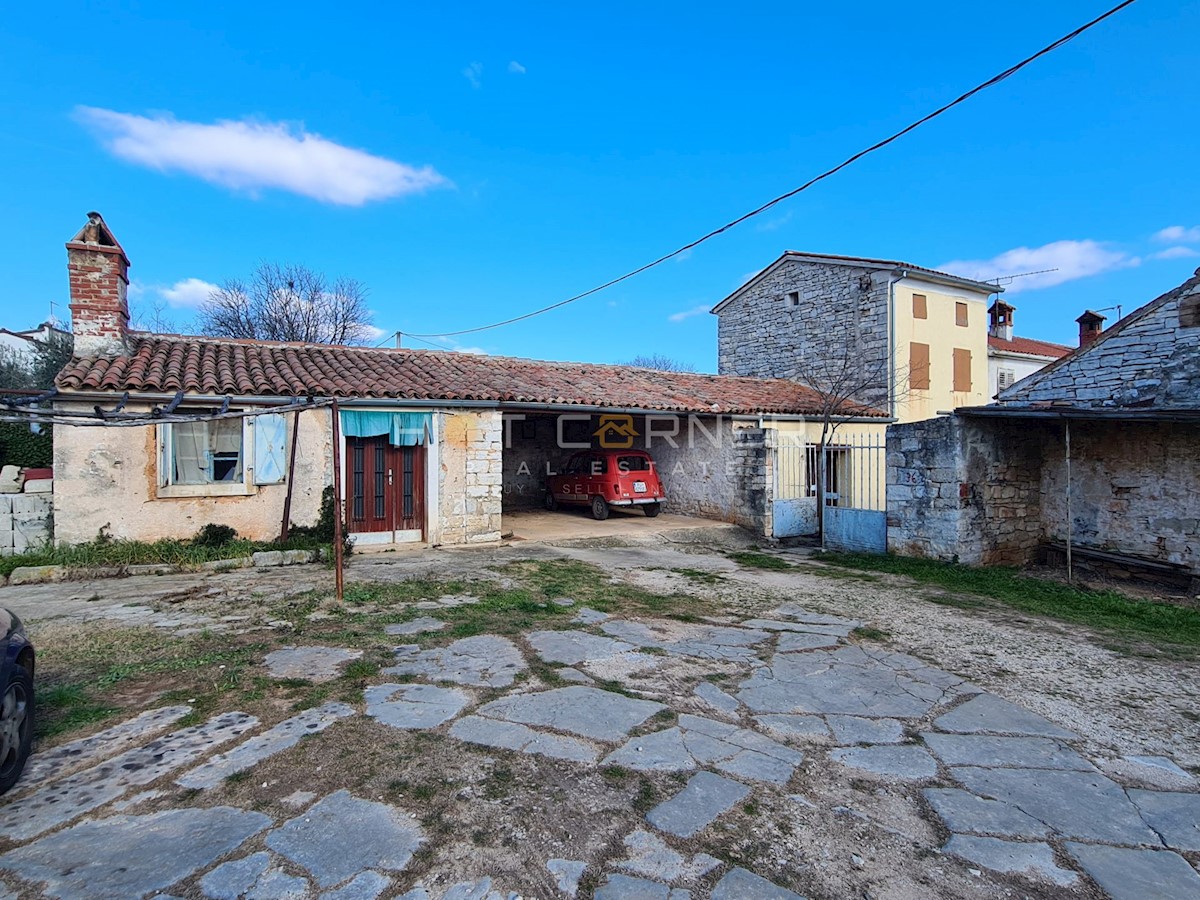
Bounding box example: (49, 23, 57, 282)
(545, 450, 665, 520)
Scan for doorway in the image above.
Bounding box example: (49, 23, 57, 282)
(348, 437, 426, 544)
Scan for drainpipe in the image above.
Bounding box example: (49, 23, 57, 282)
(887, 271, 902, 420)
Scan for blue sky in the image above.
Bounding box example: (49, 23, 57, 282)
(2, 1, 1197, 370)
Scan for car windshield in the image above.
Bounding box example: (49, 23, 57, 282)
(617, 455, 651, 472)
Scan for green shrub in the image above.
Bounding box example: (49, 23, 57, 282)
(0, 423, 52, 468)
(193, 523, 238, 547)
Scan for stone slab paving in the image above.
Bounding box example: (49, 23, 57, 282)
(949, 767, 1160, 845)
(922, 788, 1050, 838)
(601, 619, 771, 662)
(830, 745, 938, 780)
(477, 686, 665, 742)
(709, 866, 805, 899)
(573, 607, 610, 624)
(738, 645, 971, 718)
(942, 835, 1078, 887)
(386, 617, 448, 635)
(1065, 843, 1200, 899)
(769, 603, 857, 626)
(365, 684, 471, 730)
(593, 874, 672, 899)
(932, 693, 1077, 739)
(264, 645, 363, 682)
(386, 635, 527, 688)
(265, 790, 425, 888)
(1125, 755, 1195, 782)
(247, 866, 309, 898)
(753, 714, 829, 740)
(921, 733, 1095, 771)
(693, 681, 739, 715)
(0, 806, 271, 900)
(741, 618, 857, 637)
(827, 715, 902, 745)
(604, 714, 803, 785)
(546, 859, 587, 898)
(321, 871, 392, 900)
(614, 830, 719, 882)
(2, 711, 258, 841)
(450, 715, 598, 763)
(17, 704, 191, 790)
(1128, 789, 1200, 851)
(558, 667, 592, 683)
(528, 630, 663, 678)
(775, 632, 840, 652)
(645, 771, 750, 838)
(178, 702, 355, 788)
(200, 850, 271, 899)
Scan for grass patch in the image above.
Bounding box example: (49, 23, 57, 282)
(728, 551, 794, 570)
(819, 552, 1200, 649)
(852, 626, 891, 642)
(670, 567, 725, 585)
(632, 777, 658, 814)
(0, 533, 332, 578)
(36, 684, 120, 740)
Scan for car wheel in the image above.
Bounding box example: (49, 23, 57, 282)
(0, 665, 33, 795)
(644, 502, 661, 518)
(543, 491, 558, 511)
(590, 496, 609, 521)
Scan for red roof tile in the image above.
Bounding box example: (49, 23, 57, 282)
(56, 334, 888, 418)
(988, 335, 1072, 359)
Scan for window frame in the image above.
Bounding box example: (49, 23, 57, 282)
(157, 414, 256, 498)
(912, 293, 928, 319)
(955, 302, 969, 327)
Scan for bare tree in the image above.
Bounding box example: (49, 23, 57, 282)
(793, 345, 902, 548)
(197, 263, 375, 345)
(130, 297, 177, 334)
(623, 354, 696, 372)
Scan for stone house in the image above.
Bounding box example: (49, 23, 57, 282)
(712, 252, 1001, 422)
(886, 268, 1200, 588)
(984, 300, 1071, 398)
(50, 214, 887, 549)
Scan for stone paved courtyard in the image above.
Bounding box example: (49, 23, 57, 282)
(0, 539, 1197, 899)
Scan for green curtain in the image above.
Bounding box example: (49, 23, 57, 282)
(339, 411, 431, 446)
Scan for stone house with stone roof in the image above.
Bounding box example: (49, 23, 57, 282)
(50, 214, 886, 549)
(885, 268, 1200, 588)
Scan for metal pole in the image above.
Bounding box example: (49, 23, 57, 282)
(278, 407, 303, 542)
(331, 399, 345, 604)
(395, 331, 402, 349)
(1065, 419, 1072, 584)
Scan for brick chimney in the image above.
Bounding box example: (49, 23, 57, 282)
(66, 212, 131, 357)
(1076, 310, 1106, 349)
(988, 300, 1014, 342)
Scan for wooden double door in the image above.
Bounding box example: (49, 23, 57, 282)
(349, 437, 426, 542)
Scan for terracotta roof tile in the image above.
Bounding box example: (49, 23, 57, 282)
(988, 335, 1072, 359)
(55, 334, 887, 418)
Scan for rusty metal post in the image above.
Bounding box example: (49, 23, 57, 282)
(331, 399, 344, 604)
(1065, 418, 1073, 584)
(279, 407, 303, 542)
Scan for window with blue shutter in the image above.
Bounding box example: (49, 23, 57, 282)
(254, 414, 288, 484)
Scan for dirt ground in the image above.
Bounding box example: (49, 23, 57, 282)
(1, 532, 1197, 899)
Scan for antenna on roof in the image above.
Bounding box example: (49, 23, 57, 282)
(1094, 303, 1123, 321)
(989, 268, 1059, 287)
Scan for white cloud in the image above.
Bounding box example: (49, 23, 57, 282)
(508, 60, 526, 75)
(668, 304, 710, 323)
(1153, 225, 1200, 244)
(159, 277, 218, 309)
(1151, 246, 1200, 260)
(76, 107, 448, 206)
(463, 62, 483, 88)
(755, 211, 793, 232)
(937, 240, 1138, 293)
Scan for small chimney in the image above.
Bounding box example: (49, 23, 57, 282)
(1076, 310, 1106, 349)
(66, 211, 131, 357)
(988, 300, 1014, 342)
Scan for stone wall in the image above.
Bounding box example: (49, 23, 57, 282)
(1040, 421, 1199, 575)
(438, 410, 503, 545)
(886, 416, 1047, 565)
(716, 259, 892, 407)
(501, 414, 568, 510)
(1001, 269, 1200, 409)
(0, 493, 53, 556)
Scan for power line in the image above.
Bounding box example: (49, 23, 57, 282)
(373, 330, 457, 352)
(408, 0, 1137, 339)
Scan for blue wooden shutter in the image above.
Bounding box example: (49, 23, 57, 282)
(254, 414, 288, 484)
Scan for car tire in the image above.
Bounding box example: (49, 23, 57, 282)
(0, 664, 33, 795)
(590, 496, 609, 521)
(543, 491, 558, 511)
(644, 503, 661, 518)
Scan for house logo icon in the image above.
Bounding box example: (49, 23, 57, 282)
(594, 414, 638, 449)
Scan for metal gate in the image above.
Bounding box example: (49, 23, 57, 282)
(773, 432, 887, 552)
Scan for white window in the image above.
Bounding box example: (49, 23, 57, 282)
(997, 368, 1016, 391)
(157, 412, 291, 496)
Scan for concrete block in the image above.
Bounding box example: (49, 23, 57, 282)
(251, 550, 284, 567)
(22, 479, 52, 494)
(0, 465, 23, 493)
(9, 565, 67, 585)
(11, 494, 51, 517)
(281, 549, 315, 566)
